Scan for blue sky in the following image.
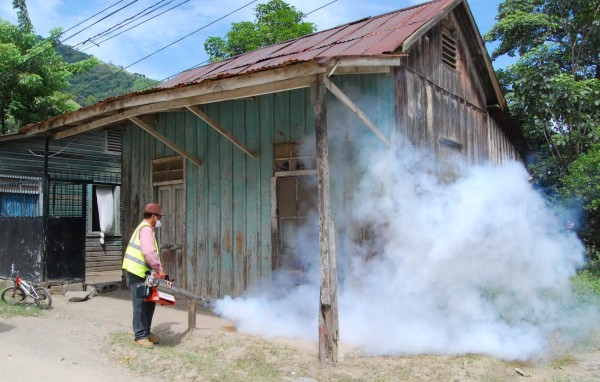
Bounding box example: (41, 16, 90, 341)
(0, 0, 513, 81)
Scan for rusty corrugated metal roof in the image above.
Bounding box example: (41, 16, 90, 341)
(20, 0, 462, 134)
(159, 0, 458, 88)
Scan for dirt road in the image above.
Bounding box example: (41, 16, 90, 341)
(0, 288, 225, 382)
(2, 287, 600, 382)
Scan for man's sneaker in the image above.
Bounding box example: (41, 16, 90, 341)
(148, 334, 161, 344)
(134, 338, 154, 347)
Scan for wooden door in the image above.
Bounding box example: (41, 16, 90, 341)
(156, 184, 186, 288)
(274, 175, 318, 282)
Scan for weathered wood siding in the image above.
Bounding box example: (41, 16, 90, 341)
(122, 74, 393, 298)
(123, 90, 309, 298)
(85, 236, 122, 284)
(0, 131, 122, 282)
(396, 14, 521, 165)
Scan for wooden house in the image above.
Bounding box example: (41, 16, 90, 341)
(18, 0, 525, 298)
(0, 131, 122, 284)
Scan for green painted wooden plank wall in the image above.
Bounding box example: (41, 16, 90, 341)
(122, 73, 394, 297)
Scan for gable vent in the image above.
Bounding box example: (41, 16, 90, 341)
(106, 130, 122, 154)
(441, 29, 458, 70)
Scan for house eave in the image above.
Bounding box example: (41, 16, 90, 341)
(22, 56, 408, 139)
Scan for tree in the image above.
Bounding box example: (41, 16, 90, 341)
(204, 0, 316, 62)
(0, 2, 97, 134)
(485, 0, 600, 256)
(561, 145, 600, 257)
(12, 0, 33, 35)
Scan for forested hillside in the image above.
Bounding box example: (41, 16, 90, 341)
(59, 44, 158, 107)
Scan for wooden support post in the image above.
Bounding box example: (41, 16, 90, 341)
(311, 74, 339, 366)
(188, 300, 196, 331)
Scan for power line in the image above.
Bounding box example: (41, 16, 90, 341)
(60, 0, 140, 44)
(0, 0, 192, 87)
(80, 0, 190, 52)
(136, 0, 342, 93)
(74, 0, 173, 51)
(0, 0, 140, 82)
(305, 0, 339, 16)
(60, 0, 129, 37)
(73, 0, 260, 95)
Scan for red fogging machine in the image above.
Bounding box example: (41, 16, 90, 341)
(140, 271, 210, 306)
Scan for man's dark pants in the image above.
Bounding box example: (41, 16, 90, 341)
(126, 272, 156, 340)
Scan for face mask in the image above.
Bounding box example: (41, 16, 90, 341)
(154, 216, 162, 228)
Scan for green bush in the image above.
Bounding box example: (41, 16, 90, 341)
(572, 270, 600, 297)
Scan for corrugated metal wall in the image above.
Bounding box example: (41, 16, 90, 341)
(122, 75, 394, 298)
(0, 193, 39, 217)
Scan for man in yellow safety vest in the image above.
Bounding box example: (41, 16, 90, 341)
(122, 203, 165, 348)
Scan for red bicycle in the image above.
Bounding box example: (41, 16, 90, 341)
(1, 262, 52, 309)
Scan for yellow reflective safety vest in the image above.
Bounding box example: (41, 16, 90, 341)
(122, 221, 159, 278)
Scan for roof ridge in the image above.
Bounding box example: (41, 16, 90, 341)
(289, 0, 444, 43)
(213, 0, 446, 63)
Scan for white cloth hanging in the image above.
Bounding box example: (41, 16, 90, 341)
(96, 187, 114, 244)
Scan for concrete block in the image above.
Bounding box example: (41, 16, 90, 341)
(85, 285, 98, 297)
(50, 285, 64, 295)
(63, 283, 84, 293)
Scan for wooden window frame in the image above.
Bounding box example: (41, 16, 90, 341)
(151, 156, 185, 187)
(87, 184, 121, 236)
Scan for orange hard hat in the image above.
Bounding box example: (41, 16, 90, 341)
(143, 203, 164, 216)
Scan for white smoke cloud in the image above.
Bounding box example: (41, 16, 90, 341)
(215, 128, 596, 361)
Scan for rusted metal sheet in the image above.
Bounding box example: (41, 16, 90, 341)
(160, 0, 458, 89)
(0, 217, 43, 277)
(47, 217, 85, 280)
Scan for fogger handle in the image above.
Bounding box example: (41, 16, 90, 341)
(156, 279, 210, 304)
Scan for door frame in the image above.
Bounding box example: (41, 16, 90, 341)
(271, 169, 318, 272)
(151, 156, 186, 287)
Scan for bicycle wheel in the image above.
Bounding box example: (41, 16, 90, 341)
(33, 287, 52, 309)
(1, 287, 26, 305)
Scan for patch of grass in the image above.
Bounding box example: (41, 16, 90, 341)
(332, 354, 414, 382)
(0, 300, 44, 317)
(106, 330, 600, 382)
(551, 375, 595, 382)
(108, 331, 306, 382)
(552, 354, 577, 369)
(572, 271, 600, 297)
